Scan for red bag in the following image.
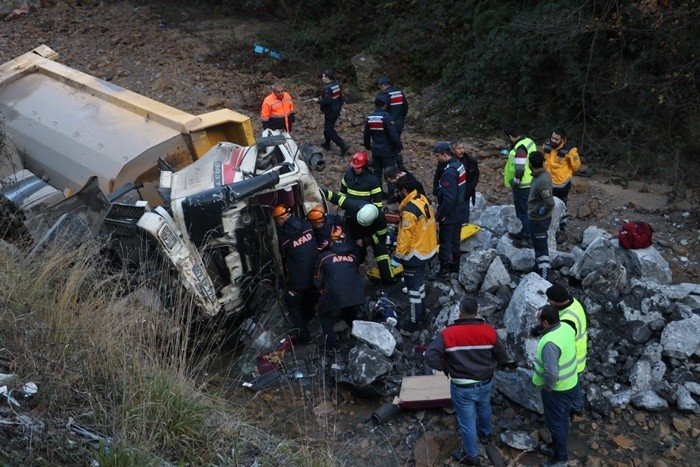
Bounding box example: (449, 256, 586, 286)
(618, 221, 653, 249)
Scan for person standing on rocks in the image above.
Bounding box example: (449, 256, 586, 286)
(503, 124, 537, 243)
(543, 128, 581, 233)
(363, 95, 403, 190)
(425, 297, 510, 466)
(527, 151, 555, 280)
(313, 226, 365, 350)
(532, 305, 578, 467)
(260, 83, 295, 133)
(377, 76, 408, 169)
(546, 283, 588, 416)
(273, 205, 319, 345)
(393, 175, 438, 330)
(432, 141, 479, 226)
(313, 70, 350, 157)
(433, 141, 467, 278)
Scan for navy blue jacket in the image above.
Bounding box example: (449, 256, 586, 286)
(314, 241, 364, 313)
(382, 85, 409, 133)
(339, 167, 383, 209)
(276, 217, 318, 290)
(436, 157, 466, 223)
(433, 155, 479, 205)
(363, 109, 403, 158)
(319, 81, 343, 115)
(312, 212, 345, 248)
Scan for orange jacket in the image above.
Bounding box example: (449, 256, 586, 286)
(544, 142, 581, 186)
(260, 92, 295, 132)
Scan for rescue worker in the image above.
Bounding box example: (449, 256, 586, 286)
(306, 204, 344, 249)
(261, 83, 295, 132)
(433, 142, 467, 278)
(377, 76, 409, 135)
(425, 298, 510, 466)
(393, 175, 437, 329)
(503, 124, 537, 242)
(527, 152, 555, 279)
(543, 128, 581, 232)
(363, 95, 403, 188)
(324, 189, 394, 283)
(313, 226, 365, 350)
(383, 165, 425, 204)
(532, 305, 578, 467)
(546, 283, 588, 417)
(340, 151, 383, 237)
(273, 205, 318, 345)
(313, 70, 349, 157)
(432, 141, 478, 225)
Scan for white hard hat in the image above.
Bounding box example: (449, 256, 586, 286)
(357, 204, 379, 226)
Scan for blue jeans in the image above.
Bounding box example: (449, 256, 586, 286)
(451, 380, 493, 458)
(541, 386, 576, 462)
(512, 186, 531, 237)
(571, 379, 584, 412)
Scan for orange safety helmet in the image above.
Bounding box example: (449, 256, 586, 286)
(272, 204, 290, 219)
(330, 225, 345, 241)
(306, 204, 326, 222)
(349, 151, 369, 169)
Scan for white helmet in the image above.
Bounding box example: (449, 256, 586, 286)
(357, 204, 379, 226)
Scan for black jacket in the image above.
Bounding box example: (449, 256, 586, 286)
(312, 212, 345, 248)
(325, 190, 388, 246)
(432, 155, 479, 205)
(339, 167, 383, 209)
(319, 81, 343, 114)
(382, 85, 409, 133)
(436, 157, 466, 223)
(313, 241, 364, 313)
(363, 109, 403, 158)
(276, 217, 318, 290)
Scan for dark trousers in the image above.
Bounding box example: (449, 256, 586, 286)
(571, 379, 584, 412)
(323, 112, 344, 148)
(512, 186, 531, 237)
(317, 305, 362, 349)
(372, 155, 397, 191)
(403, 262, 426, 324)
(530, 217, 551, 271)
(541, 387, 576, 462)
(285, 287, 318, 339)
(553, 181, 571, 230)
(438, 221, 460, 264)
(461, 202, 471, 226)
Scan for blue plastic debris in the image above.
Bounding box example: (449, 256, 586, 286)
(253, 44, 282, 60)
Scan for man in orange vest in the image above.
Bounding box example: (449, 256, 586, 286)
(260, 83, 295, 132)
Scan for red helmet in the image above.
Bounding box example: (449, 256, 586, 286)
(350, 151, 369, 169)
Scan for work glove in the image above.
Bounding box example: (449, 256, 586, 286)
(543, 142, 552, 152)
(557, 149, 569, 158)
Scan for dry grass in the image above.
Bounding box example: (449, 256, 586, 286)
(0, 240, 336, 465)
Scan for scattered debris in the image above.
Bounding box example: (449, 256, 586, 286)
(499, 430, 537, 451)
(253, 44, 282, 60)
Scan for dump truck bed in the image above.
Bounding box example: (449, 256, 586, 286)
(0, 45, 254, 203)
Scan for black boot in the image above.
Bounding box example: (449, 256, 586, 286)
(436, 262, 451, 279)
(321, 141, 331, 151)
(339, 141, 350, 156)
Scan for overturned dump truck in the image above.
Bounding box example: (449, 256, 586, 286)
(0, 45, 326, 326)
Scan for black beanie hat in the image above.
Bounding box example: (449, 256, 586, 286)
(546, 283, 570, 302)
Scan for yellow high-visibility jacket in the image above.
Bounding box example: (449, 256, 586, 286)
(544, 142, 581, 187)
(395, 190, 438, 266)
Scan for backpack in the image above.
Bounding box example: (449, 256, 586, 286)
(618, 221, 653, 249)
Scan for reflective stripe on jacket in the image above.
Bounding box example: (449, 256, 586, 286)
(319, 81, 343, 114)
(544, 143, 581, 187)
(559, 298, 588, 373)
(395, 190, 438, 265)
(504, 136, 536, 187)
(363, 109, 403, 157)
(261, 92, 295, 131)
(382, 85, 408, 132)
(532, 323, 578, 391)
(339, 167, 382, 209)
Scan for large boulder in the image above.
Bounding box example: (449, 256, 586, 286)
(466, 192, 487, 223)
(546, 197, 566, 250)
(619, 246, 672, 284)
(431, 303, 459, 333)
(474, 205, 521, 237)
(581, 226, 612, 249)
(458, 248, 499, 292)
(570, 236, 617, 279)
(660, 315, 700, 359)
(480, 256, 511, 294)
(581, 260, 627, 303)
(629, 360, 652, 393)
(676, 386, 700, 414)
(338, 344, 392, 387)
(503, 272, 551, 362)
(351, 321, 396, 357)
(630, 390, 668, 412)
(350, 53, 383, 91)
(493, 369, 543, 414)
(496, 235, 535, 271)
(461, 228, 494, 254)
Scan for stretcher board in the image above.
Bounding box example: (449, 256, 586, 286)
(366, 263, 404, 280)
(396, 374, 452, 409)
(461, 223, 480, 241)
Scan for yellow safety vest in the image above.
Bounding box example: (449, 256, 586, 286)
(532, 324, 578, 391)
(503, 136, 537, 188)
(560, 299, 588, 373)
